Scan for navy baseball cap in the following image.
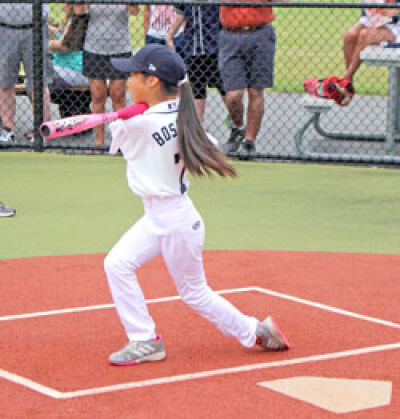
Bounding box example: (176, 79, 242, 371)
(111, 44, 186, 87)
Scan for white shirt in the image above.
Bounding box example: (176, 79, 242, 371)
(363, 0, 393, 27)
(146, 5, 182, 39)
(109, 99, 189, 198)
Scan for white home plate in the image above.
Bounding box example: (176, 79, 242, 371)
(257, 376, 392, 414)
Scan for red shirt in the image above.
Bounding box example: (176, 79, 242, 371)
(220, 0, 275, 28)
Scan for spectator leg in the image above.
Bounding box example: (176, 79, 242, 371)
(109, 79, 127, 112)
(0, 86, 16, 130)
(194, 99, 206, 123)
(89, 79, 109, 146)
(31, 85, 51, 122)
(343, 24, 363, 70)
(344, 27, 395, 80)
(246, 88, 264, 141)
(225, 89, 245, 129)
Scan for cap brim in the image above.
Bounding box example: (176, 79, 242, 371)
(110, 56, 140, 73)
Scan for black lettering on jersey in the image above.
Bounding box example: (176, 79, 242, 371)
(152, 132, 165, 146)
(152, 122, 178, 147)
(174, 153, 181, 164)
(169, 123, 177, 138)
(161, 126, 171, 141)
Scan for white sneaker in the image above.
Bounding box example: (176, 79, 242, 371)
(0, 202, 16, 217)
(255, 316, 290, 351)
(109, 335, 166, 366)
(0, 129, 16, 143)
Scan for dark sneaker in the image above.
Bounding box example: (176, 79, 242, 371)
(238, 139, 256, 160)
(0, 202, 16, 217)
(256, 316, 290, 351)
(222, 127, 245, 154)
(109, 335, 166, 366)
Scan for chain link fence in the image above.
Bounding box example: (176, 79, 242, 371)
(1, 1, 400, 165)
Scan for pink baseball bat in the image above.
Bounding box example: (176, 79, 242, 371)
(40, 103, 149, 141)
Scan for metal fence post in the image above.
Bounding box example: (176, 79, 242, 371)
(32, 0, 44, 152)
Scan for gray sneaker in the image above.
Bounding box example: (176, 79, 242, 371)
(222, 127, 245, 154)
(255, 316, 290, 351)
(0, 202, 16, 217)
(0, 129, 16, 143)
(109, 335, 166, 366)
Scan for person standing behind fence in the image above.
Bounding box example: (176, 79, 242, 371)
(49, 4, 91, 120)
(144, 4, 183, 54)
(73, 4, 140, 146)
(165, 4, 227, 123)
(219, 0, 276, 160)
(0, 4, 52, 143)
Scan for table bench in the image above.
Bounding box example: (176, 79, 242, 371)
(15, 73, 92, 121)
(294, 45, 400, 162)
(360, 45, 400, 153)
(15, 74, 90, 97)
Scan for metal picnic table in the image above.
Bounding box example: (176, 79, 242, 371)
(294, 45, 400, 163)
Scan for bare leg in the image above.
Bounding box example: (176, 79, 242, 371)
(109, 79, 127, 112)
(225, 89, 245, 128)
(245, 88, 264, 141)
(43, 86, 51, 122)
(343, 24, 364, 70)
(0, 86, 16, 129)
(30, 85, 51, 121)
(344, 27, 395, 80)
(89, 79, 108, 145)
(194, 98, 206, 122)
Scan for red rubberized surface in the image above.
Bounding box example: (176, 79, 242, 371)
(0, 251, 399, 418)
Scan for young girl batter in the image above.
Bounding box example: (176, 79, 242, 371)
(105, 44, 289, 365)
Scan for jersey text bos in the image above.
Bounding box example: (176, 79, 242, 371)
(152, 123, 177, 146)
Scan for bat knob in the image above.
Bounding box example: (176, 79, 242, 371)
(40, 123, 51, 139)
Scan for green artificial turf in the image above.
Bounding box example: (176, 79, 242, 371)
(1, 152, 399, 259)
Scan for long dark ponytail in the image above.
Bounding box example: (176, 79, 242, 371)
(176, 82, 237, 178)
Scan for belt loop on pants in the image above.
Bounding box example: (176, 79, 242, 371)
(222, 23, 268, 34)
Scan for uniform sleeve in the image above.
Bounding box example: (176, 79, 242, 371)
(109, 120, 128, 155)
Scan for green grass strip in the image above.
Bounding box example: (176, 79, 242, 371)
(1, 152, 399, 259)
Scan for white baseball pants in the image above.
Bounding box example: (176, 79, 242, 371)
(104, 194, 258, 347)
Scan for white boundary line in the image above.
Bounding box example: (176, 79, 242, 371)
(3, 342, 400, 400)
(2, 286, 400, 329)
(0, 287, 254, 322)
(1, 286, 400, 399)
(60, 342, 400, 399)
(252, 287, 400, 330)
(0, 369, 63, 399)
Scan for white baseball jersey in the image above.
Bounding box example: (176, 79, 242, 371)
(109, 99, 189, 197)
(105, 98, 258, 348)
